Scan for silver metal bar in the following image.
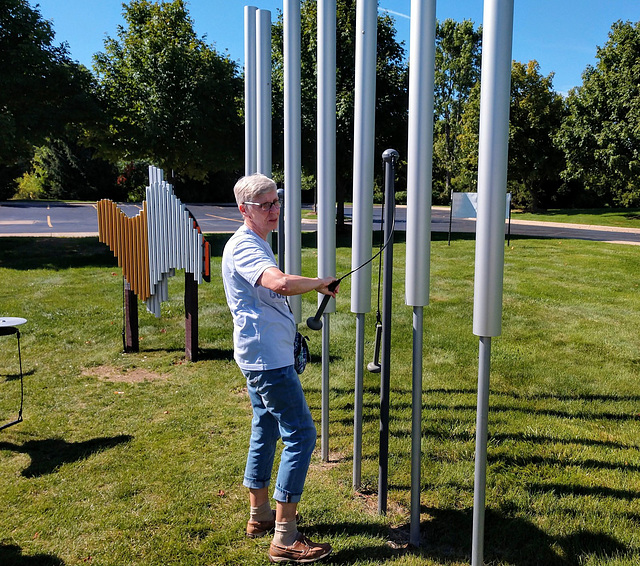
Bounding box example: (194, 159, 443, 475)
(321, 312, 330, 461)
(472, 336, 492, 566)
(353, 313, 365, 488)
(410, 306, 424, 547)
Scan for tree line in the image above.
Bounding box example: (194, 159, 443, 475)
(1, 0, 639, 210)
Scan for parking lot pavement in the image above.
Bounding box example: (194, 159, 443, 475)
(1, 202, 639, 245)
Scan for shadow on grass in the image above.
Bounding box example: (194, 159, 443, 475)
(0, 544, 64, 566)
(490, 454, 640, 475)
(529, 482, 640, 502)
(416, 428, 634, 451)
(295, 500, 634, 565)
(306, 506, 629, 564)
(422, 401, 640, 423)
(197, 347, 235, 362)
(0, 434, 133, 477)
(416, 507, 629, 566)
(1, 368, 35, 382)
(0, 237, 117, 270)
(426, 387, 640, 403)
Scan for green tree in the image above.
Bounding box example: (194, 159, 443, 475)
(459, 61, 565, 210)
(557, 20, 640, 207)
(0, 0, 94, 197)
(92, 0, 243, 185)
(36, 137, 124, 201)
(271, 0, 408, 214)
(433, 19, 482, 201)
(508, 61, 565, 209)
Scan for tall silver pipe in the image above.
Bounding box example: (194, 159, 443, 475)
(317, 0, 337, 464)
(406, 0, 435, 308)
(406, 0, 436, 547)
(472, 0, 513, 339)
(317, 0, 336, 313)
(350, 0, 377, 315)
(256, 9, 272, 178)
(350, 0, 376, 490)
(353, 313, 365, 488)
(472, 1, 514, 564)
(244, 6, 257, 175)
(284, 0, 302, 322)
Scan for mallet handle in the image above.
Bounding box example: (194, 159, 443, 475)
(306, 280, 339, 330)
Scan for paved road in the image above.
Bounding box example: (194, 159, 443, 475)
(1, 201, 639, 245)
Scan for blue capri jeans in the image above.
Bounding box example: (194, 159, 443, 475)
(242, 365, 317, 503)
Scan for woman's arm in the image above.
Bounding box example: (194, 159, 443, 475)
(258, 267, 338, 298)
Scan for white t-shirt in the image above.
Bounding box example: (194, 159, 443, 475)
(222, 225, 295, 371)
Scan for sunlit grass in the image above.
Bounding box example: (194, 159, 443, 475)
(512, 207, 640, 229)
(0, 233, 639, 565)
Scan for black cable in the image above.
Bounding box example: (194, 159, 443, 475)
(17, 330, 23, 421)
(375, 196, 385, 323)
(335, 209, 396, 287)
(307, 204, 396, 330)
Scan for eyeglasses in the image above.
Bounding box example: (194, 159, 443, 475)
(243, 199, 281, 212)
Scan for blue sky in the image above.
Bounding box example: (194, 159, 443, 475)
(36, 0, 640, 96)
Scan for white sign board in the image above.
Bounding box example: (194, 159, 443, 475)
(451, 191, 511, 220)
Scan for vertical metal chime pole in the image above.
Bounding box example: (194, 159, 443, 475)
(256, 9, 272, 248)
(317, 0, 337, 462)
(244, 6, 258, 175)
(284, 0, 302, 323)
(471, 1, 514, 564)
(378, 148, 398, 515)
(351, 0, 377, 487)
(405, 0, 437, 547)
(256, 9, 272, 179)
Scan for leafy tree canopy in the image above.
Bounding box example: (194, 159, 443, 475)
(432, 19, 482, 199)
(271, 0, 408, 203)
(0, 0, 94, 167)
(92, 0, 243, 182)
(458, 61, 565, 210)
(557, 20, 640, 207)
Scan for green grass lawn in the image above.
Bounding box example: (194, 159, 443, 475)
(511, 208, 640, 229)
(1, 233, 639, 565)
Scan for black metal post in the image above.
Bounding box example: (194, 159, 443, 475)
(124, 280, 139, 353)
(378, 149, 398, 515)
(507, 199, 512, 247)
(185, 272, 198, 362)
(277, 188, 285, 272)
(448, 190, 453, 246)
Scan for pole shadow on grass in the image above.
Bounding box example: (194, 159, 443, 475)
(301, 507, 628, 564)
(306, 497, 633, 565)
(0, 544, 64, 566)
(406, 506, 629, 566)
(0, 434, 133, 477)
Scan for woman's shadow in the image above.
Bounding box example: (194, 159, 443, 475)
(0, 544, 64, 565)
(0, 434, 133, 477)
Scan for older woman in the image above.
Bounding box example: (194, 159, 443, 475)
(222, 173, 337, 563)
